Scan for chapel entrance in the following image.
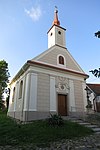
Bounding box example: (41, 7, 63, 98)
(58, 94, 67, 116)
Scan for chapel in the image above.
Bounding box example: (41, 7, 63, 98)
(8, 8, 89, 121)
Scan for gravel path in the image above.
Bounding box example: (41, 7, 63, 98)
(0, 133, 100, 150)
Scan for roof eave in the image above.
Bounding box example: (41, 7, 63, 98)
(10, 63, 29, 85)
(27, 60, 89, 79)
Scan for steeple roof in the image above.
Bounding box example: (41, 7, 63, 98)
(52, 7, 60, 26)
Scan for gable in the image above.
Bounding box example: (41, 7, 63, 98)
(32, 44, 84, 73)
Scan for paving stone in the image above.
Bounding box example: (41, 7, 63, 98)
(71, 120, 83, 123)
(95, 131, 100, 134)
(95, 143, 100, 148)
(78, 122, 90, 125)
(85, 125, 98, 128)
(92, 128, 100, 132)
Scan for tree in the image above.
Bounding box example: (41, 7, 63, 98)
(6, 88, 10, 110)
(95, 31, 100, 38)
(0, 60, 10, 110)
(90, 31, 100, 77)
(90, 68, 100, 78)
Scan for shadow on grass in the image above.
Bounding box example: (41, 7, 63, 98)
(0, 113, 93, 147)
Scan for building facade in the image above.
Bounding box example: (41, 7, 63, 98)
(8, 9, 89, 121)
(87, 83, 100, 112)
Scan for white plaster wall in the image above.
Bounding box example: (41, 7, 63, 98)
(35, 45, 84, 73)
(55, 26, 66, 47)
(48, 26, 66, 48)
(8, 82, 16, 112)
(50, 76, 56, 111)
(8, 88, 13, 112)
(82, 82, 87, 111)
(14, 82, 18, 111)
(48, 26, 55, 48)
(69, 80, 76, 112)
(29, 73, 37, 111)
(29, 66, 85, 82)
(37, 73, 50, 111)
(24, 73, 30, 111)
(14, 77, 25, 112)
(15, 82, 21, 111)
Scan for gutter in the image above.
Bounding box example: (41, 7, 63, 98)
(10, 63, 29, 84)
(27, 60, 89, 79)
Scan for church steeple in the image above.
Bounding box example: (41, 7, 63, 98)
(52, 6, 60, 26)
(48, 7, 66, 48)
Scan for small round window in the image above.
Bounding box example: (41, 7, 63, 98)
(58, 31, 61, 35)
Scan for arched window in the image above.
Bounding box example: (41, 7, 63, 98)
(19, 80, 23, 99)
(12, 87, 15, 102)
(59, 56, 64, 65)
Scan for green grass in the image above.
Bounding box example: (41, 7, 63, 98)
(0, 113, 93, 147)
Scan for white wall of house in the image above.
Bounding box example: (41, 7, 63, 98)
(69, 79, 76, 112)
(50, 76, 56, 111)
(82, 82, 87, 111)
(48, 26, 66, 48)
(8, 65, 87, 121)
(29, 73, 37, 111)
(8, 82, 16, 112)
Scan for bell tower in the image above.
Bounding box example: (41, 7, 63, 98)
(48, 7, 66, 48)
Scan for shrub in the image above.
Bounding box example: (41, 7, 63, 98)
(47, 114, 64, 126)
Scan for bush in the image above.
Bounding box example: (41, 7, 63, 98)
(47, 114, 64, 126)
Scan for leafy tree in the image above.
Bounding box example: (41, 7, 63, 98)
(90, 68, 100, 78)
(6, 88, 10, 110)
(0, 60, 10, 110)
(90, 31, 100, 77)
(90, 31, 100, 78)
(95, 31, 100, 38)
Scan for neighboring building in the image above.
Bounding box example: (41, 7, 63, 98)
(87, 83, 100, 112)
(8, 9, 89, 121)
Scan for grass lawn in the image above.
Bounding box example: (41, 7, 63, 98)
(0, 112, 93, 148)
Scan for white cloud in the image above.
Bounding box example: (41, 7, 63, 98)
(25, 6, 42, 21)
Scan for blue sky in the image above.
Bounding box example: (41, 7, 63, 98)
(0, 0, 100, 83)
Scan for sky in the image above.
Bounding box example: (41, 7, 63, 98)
(0, 0, 100, 83)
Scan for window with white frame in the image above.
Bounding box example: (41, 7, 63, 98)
(59, 55, 64, 65)
(57, 54, 66, 67)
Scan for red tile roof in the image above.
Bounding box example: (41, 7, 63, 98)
(27, 60, 89, 79)
(87, 83, 100, 95)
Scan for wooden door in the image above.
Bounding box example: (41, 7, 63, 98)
(58, 94, 67, 116)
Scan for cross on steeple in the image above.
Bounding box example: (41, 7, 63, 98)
(48, 7, 66, 48)
(52, 6, 60, 26)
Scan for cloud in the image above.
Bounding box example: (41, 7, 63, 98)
(25, 6, 42, 21)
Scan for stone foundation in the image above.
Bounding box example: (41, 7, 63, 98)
(7, 111, 56, 121)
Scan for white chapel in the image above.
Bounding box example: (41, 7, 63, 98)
(8, 8, 89, 121)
